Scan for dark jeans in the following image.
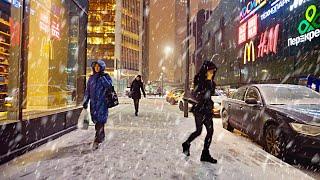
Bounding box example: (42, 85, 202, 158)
(133, 99, 140, 113)
(185, 112, 214, 150)
(95, 122, 105, 143)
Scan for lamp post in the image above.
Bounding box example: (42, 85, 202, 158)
(184, 0, 190, 118)
(161, 66, 165, 96)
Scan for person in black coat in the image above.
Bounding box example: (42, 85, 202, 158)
(182, 60, 218, 164)
(130, 75, 146, 116)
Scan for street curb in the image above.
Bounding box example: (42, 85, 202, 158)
(0, 126, 77, 165)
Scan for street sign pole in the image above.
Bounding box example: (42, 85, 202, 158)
(184, 0, 190, 118)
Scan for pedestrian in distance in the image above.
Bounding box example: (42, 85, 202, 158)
(182, 60, 218, 164)
(130, 75, 146, 116)
(83, 60, 113, 150)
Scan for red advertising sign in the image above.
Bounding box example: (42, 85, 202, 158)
(238, 15, 258, 44)
(258, 24, 280, 58)
(238, 23, 247, 44)
(247, 14, 258, 39)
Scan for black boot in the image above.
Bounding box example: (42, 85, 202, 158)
(135, 112, 138, 116)
(182, 142, 190, 156)
(200, 149, 217, 164)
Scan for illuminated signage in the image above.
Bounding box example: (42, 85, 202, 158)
(290, 0, 310, 11)
(1, 0, 21, 8)
(9, 18, 20, 46)
(240, 0, 267, 23)
(238, 15, 258, 44)
(258, 24, 280, 57)
(261, 0, 290, 20)
(288, 5, 320, 46)
(247, 15, 258, 39)
(244, 41, 255, 64)
(239, 23, 247, 44)
(39, 13, 61, 39)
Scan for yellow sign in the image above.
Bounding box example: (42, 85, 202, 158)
(244, 41, 255, 64)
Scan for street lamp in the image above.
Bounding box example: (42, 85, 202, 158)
(161, 66, 166, 96)
(164, 46, 173, 58)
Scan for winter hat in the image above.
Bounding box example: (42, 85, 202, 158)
(203, 60, 217, 72)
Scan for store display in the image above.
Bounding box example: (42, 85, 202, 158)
(0, 2, 10, 111)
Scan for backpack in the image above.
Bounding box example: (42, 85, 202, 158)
(103, 74, 119, 108)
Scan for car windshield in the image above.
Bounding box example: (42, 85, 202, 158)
(260, 86, 320, 105)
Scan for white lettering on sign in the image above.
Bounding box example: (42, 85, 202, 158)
(261, 0, 291, 20)
(290, 0, 310, 11)
(288, 29, 320, 46)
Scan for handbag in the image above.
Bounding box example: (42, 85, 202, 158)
(106, 86, 119, 108)
(183, 90, 199, 105)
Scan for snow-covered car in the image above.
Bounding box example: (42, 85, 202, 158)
(221, 84, 320, 162)
(178, 90, 227, 117)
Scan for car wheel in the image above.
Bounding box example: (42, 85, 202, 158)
(222, 110, 234, 132)
(179, 101, 184, 111)
(264, 124, 286, 159)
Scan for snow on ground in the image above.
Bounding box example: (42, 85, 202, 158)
(0, 98, 314, 180)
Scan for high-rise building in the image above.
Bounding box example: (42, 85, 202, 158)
(87, 1, 116, 74)
(88, 0, 144, 92)
(142, 0, 150, 83)
(115, 0, 143, 91)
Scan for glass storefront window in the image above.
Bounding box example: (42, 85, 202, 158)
(22, 0, 86, 119)
(0, 0, 22, 122)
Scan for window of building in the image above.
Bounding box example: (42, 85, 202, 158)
(23, 0, 86, 118)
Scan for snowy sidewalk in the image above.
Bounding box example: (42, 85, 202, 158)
(0, 98, 313, 180)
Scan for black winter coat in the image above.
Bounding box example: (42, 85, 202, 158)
(130, 80, 146, 99)
(191, 74, 216, 114)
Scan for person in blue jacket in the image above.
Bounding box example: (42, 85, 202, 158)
(83, 60, 113, 149)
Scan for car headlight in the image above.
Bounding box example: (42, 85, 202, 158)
(290, 123, 320, 136)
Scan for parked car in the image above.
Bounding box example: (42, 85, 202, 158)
(221, 84, 320, 163)
(169, 89, 184, 105)
(166, 89, 183, 104)
(178, 90, 227, 117)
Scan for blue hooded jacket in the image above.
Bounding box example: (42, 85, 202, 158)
(83, 60, 113, 124)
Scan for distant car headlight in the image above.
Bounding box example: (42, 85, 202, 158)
(290, 123, 320, 136)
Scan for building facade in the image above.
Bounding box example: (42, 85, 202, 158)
(87, 0, 116, 74)
(190, 9, 212, 75)
(115, 0, 144, 92)
(202, 0, 320, 89)
(0, 0, 88, 163)
(142, 0, 150, 83)
(88, 0, 144, 92)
